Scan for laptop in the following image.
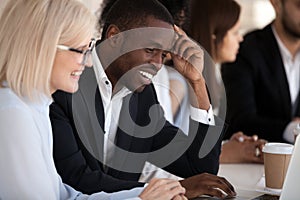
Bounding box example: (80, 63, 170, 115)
(278, 135, 300, 200)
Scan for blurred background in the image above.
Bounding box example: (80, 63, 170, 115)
(0, 0, 275, 36)
(80, 0, 276, 35)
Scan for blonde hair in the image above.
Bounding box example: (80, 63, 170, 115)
(0, 0, 96, 101)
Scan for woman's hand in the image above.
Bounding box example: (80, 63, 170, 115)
(220, 132, 267, 163)
(139, 178, 186, 200)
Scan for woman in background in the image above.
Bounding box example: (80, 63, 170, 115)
(0, 0, 186, 199)
(165, 0, 266, 163)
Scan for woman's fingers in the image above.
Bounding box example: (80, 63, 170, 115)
(139, 178, 186, 200)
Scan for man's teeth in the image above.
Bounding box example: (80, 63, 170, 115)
(71, 71, 82, 76)
(139, 71, 153, 80)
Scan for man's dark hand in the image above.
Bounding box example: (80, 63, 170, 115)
(179, 173, 236, 199)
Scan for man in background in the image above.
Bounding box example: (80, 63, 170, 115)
(222, 0, 300, 143)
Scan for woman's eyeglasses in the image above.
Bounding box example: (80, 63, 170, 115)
(57, 38, 96, 66)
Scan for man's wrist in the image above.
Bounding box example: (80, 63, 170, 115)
(187, 77, 210, 110)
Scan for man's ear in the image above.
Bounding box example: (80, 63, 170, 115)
(106, 24, 123, 47)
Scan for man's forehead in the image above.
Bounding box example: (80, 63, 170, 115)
(121, 27, 176, 51)
(98, 27, 176, 69)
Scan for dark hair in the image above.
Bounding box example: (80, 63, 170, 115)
(100, 0, 174, 40)
(157, 0, 190, 31)
(98, 0, 117, 32)
(189, 0, 240, 58)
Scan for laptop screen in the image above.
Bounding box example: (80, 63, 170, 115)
(279, 135, 300, 200)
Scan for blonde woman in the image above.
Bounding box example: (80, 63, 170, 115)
(0, 0, 186, 199)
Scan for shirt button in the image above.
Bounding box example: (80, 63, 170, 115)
(208, 118, 211, 122)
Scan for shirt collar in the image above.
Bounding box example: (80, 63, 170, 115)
(92, 47, 132, 99)
(272, 25, 293, 62)
(26, 92, 52, 113)
(92, 48, 109, 84)
(113, 87, 131, 100)
(2, 81, 52, 109)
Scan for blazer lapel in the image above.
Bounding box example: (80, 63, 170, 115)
(95, 87, 105, 130)
(115, 94, 138, 150)
(262, 25, 292, 117)
(72, 67, 105, 163)
(107, 93, 142, 177)
(294, 93, 300, 117)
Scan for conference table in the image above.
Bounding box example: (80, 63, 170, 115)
(140, 162, 278, 199)
(216, 163, 266, 199)
(196, 162, 284, 200)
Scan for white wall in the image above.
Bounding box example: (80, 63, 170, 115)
(81, 0, 103, 15)
(0, 0, 275, 36)
(236, 0, 275, 34)
(83, 0, 275, 35)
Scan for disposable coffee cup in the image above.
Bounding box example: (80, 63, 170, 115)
(262, 143, 294, 189)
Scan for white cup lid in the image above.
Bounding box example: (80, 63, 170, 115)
(262, 143, 294, 154)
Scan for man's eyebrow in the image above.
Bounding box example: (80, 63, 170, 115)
(146, 40, 163, 48)
(146, 40, 173, 50)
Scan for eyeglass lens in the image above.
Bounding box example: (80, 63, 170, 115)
(81, 39, 96, 66)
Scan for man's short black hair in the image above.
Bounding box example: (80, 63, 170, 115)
(98, 0, 117, 32)
(100, 0, 174, 40)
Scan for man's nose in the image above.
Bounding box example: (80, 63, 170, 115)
(151, 62, 163, 71)
(150, 54, 163, 71)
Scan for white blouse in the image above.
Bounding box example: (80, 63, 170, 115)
(0, 87, 143, 200)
